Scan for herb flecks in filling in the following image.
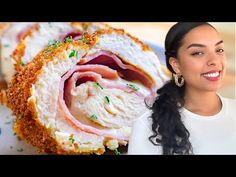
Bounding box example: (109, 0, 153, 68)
(104, 96, 110, 104)
(93, 82, 103, 90)
(126, 84, 139, 91)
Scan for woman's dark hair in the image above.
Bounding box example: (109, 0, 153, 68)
(149, 22, 216, 155)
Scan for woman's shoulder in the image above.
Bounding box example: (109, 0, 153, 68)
(136, 110, 153, 124)
(128, 110, 162, 154)
(220, 95, 236, 114)
(221, 96, 236, 105)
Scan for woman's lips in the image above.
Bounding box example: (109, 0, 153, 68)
(202, 70, 221, 81)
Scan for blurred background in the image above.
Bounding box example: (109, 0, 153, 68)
(109, 22, 235, 99)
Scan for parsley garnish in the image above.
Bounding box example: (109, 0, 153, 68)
(3, 44, 9, 48)
(47, 40, 55, 47)
(105, 96, 110, 104)
(52, 41, 61, 48)
(89, 114, 98, 120)
(76, 50, 79, 59)
(93, 82, 103, 89)
(127, 84, 139, 91)
(44, 49, 52, 55)
(20, 61, 25, 66)
(114, 149, 121, 155)
(69, 137, 75, 143)
(64, 36, 73, 43)
(69, 50, 76, 58)
(81, 38, 89, 44)
(48, 40, 61, 48)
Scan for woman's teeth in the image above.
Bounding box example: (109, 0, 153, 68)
(203, 72, 220, 78)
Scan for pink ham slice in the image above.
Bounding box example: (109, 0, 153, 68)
(79, 50, 156, 90)
(61, 31, 83, 41)
(59, 51, 156, 142)
(59, 65, 146, 141)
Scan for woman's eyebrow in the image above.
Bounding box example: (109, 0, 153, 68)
(215, 40, 223, 46)
(187, 40, 224, 49)
(187, 43, 205, 49)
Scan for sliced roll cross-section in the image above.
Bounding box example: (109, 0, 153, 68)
(6, 28, 170, 154)
(0, 22, 109, 84)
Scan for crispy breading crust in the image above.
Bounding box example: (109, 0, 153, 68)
(92, 27, 151, 51)
(6, 40, 105, 155)
(71, 22, 110, 32)
(0, 89, 7, 105)
(12, 23, 40, 71)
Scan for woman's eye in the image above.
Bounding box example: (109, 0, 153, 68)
(191, 52, 204, 56)
(217, 48, 224, 53)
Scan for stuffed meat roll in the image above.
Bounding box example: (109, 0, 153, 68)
(6, 28, 170, 154)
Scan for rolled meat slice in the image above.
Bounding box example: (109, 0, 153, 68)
(0, 22, 110, 84)
(6, 28, 170, 154)
(0, 22, 35, 83)
(0, 23, 11, 88)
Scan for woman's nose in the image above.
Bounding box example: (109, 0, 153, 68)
(207, 53, 221, 66)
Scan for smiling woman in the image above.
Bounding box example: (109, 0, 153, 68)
(128, 22, 236, 155)
(108, 22, 235, 99)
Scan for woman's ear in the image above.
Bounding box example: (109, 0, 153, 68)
(169, 57, 181, 74)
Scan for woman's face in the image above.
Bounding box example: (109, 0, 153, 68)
(170, 25, 226, 92)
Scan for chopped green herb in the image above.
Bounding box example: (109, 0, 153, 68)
(20, 61, 25, 66)
(114, 149, 121, 155)
(69, 137, 75, 143)
(69, 49, 76, 58)
(48, 40, 61, 48)
(64, 36, 73, 43)
(127, 84, 139, 91)
(89, 114, 98, 120)
(47, 40, 55, 47)
(105, 96, 110, 104)
(76, 50, 79, 59)
(81, 38, 89, 44)
(17, 148, 24, 152)
(3, 44, 9, 48)
(53, 41, 61, 48)
(93, 82, 103, 89)
(44, 49, 52, 55)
